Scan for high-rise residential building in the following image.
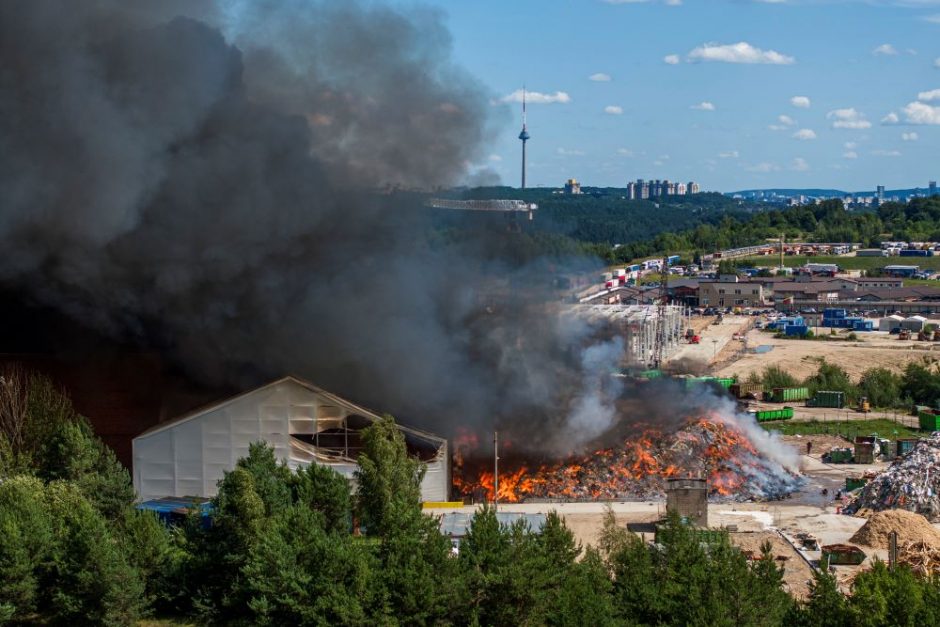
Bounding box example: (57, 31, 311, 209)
(626, 178, 698, 198)
(930, 181, 938, 197)
(876, 185, 885, 203)
(563, 178, 582, 195)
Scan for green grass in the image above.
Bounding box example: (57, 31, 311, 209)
(741, 254, 940, 272)
(761, 418, 921, 440)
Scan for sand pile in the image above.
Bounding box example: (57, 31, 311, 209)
(849, 510, 940, 549)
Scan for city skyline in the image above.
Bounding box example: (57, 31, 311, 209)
(389, 0, 940, 191)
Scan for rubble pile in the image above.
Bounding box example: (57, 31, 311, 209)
(899, 541, 940, 576)
(848, 510, 940, 549)
(845, 433, 940, 521)
(454, 418, 803, 503)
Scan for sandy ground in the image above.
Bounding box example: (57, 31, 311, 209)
(716, 326, 939, 381)
(730, 531, 815, 599)
(671, 315, 753, 366)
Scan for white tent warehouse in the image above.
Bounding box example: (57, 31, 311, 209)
(133, 376, 449, 503)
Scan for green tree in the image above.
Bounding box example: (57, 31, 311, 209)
(290, 461, 352, 534)
(858, 368, 904, 409)
(233, 441, 293, 517)
(793, 570, 852, 627)
(0, 476, 53, 621)
(804, 360, 857, 402)
(901, 361, 940, 406)
(847, 560, 940, 626)
(43, 481, 145, 625)
(761, 365, 799, 390)
(0, 368, 81, 476)
(355, 415, 425, 537)
(240, 505, 374, 626)
(185, 467, 267, 620)
(39, 419, 136, 520)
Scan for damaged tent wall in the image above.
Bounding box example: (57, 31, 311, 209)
(132, 376, 449, 502)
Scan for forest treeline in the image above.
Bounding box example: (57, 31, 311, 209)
(426, 192, 940, 268)
(3, 368, 940, 625)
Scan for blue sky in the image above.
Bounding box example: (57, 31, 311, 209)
(392, 0, 940, 191)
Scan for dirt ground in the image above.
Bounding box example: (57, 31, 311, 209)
(716, 326, 939, 381)
(671, 315, 753, 366)
(729, 531, 815, 599)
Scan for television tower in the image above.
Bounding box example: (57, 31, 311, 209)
(518, 87, 530, 189)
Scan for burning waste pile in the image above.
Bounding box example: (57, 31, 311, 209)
(453, 414, 803, 503)
(845, 433, 940, 521)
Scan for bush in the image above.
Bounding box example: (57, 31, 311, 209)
(761, 365, 799, 390)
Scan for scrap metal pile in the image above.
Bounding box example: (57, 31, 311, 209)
(453, 417, 803, 503)
(845, 433, 940, 521)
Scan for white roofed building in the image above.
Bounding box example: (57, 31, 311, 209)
(132, 376, 449, 503)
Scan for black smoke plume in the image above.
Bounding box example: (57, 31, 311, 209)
(0, 0, 621, 453)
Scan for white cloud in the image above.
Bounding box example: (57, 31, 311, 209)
(556, 148, 585, 156)
(872, 149, 902, 157)
(616, 148, 635, 157)
(843, 151, 858, 159)
(500, 89, 570, 104)
(790, 157, 810, 171)
(604, 105, 624, 115)
(844, 141, 857, 149)
(691, 101, 716, 110)
(936, 58, 940, 69)
(827, 108, 872, 129)
(792, 128, 817, 140)
(589, 73, 612, 82)
(718, 150, 739, 158)
(918, 88, 940, 101)
(923, 14, 940, 24)
(882, 112, 900, 124)
(902, 132, 919, 141)
(902, 101, 940, 125)
(873, 43, 899, 56)
(687, 42, 795, 65)
(664, 54, 680, 65)
(778, 114, 796, 126)
(790, 96, 811, 108)
(746, 162, 780, 173)
(488, 154, 502, 162)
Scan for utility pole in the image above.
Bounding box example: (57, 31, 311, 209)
(493, 431, 499, 511)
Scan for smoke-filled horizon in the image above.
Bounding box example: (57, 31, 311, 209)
(0, 0, 655, 454)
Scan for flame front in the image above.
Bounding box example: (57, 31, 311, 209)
(453, 415, 800, 503)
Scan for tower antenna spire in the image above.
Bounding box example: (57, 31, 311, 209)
(518, 85, 530, 189)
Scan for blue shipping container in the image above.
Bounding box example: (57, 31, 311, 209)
(900, 249, 931, 257)
(824, 308, 847, 319)
(785, 325, 809, 336)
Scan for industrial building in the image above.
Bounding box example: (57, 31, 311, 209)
(132, 376, 449, 503)
(572, 304, 686, 366)
(698, 280, 765, 308)
(665, 477, 708, 527)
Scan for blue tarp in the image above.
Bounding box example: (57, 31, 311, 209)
(137, 496, 212, 526)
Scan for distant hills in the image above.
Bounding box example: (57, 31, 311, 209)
(729, 187, 934, 199)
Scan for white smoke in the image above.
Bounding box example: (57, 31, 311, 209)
(563, 337, 625, 450)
